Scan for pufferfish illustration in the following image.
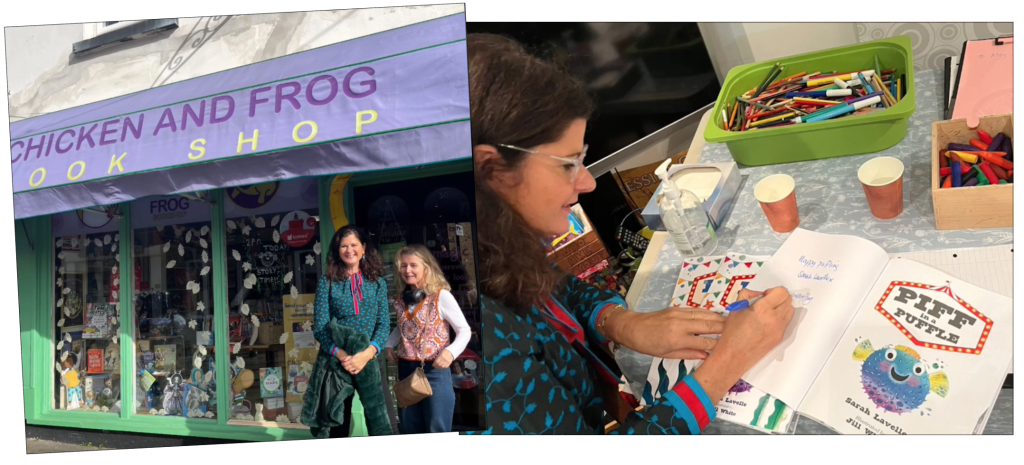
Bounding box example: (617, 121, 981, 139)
(728, 379, 754, 394)
(853, 340, 949, 414)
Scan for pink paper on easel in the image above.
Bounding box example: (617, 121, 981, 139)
(952, 38, 1013, 128)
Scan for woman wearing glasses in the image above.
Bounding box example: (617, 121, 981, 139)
(469, 33, 795, 435)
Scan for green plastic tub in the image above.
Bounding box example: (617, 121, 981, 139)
(704, 36, 915, 166)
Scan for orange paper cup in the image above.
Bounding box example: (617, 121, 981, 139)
(857, 156, 904, 220)
(754, 174, 799, 233)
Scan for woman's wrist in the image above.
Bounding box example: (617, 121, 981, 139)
(597, 304, 629, 343)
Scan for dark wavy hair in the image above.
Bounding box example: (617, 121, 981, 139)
(469, 33, 595, 312)
(326, 225, 384, 282)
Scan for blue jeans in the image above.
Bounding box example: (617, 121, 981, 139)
(397, 359, 454, 434)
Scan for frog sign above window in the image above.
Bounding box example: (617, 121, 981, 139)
(9, 13, 470, 220)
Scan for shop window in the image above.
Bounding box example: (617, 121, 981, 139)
(52, 208, 122, 413)
(131, 195, 216, 419)
(222, 179, 321, 424)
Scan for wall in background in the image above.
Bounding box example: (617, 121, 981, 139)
(699, 22, 1013, 83)
(856, 23, 1013, 71)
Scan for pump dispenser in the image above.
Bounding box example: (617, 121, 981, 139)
(654, 159, 717, 257)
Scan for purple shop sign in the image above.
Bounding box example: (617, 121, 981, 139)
(10, 42, 468, 194)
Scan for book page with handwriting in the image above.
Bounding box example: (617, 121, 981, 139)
(740, 229, 891, 408)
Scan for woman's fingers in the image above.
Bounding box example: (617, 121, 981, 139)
(679, 317, 725, 335)
(737, 289, 763, 301)
(663, 349, 711, 361)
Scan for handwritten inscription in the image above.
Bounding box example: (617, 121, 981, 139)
(797, 271, 834, 283)
(790, 290, 814, 307)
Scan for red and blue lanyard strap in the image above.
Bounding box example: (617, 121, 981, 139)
(349, 272, 364, 315)
(535, 297, 622, 386)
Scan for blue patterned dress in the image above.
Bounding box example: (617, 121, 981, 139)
(313, 274, 391, 357)
(468, 275, 717, 435)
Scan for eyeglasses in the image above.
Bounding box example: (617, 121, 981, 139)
(497, 144, 589, 183)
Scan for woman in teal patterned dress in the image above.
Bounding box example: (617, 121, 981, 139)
(313, 225, 392, 437)
(467, 34, 796, 435)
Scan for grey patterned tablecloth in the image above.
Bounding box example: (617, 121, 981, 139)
(615, 69, 1013, 434)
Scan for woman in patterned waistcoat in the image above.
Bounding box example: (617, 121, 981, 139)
(385, 244, 471, 434)
(467, 33, 796, 435)
(313, 225, 392, 437)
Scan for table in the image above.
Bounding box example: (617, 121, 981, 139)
(616, 69, 1013, 434)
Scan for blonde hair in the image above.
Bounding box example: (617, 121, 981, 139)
(394, 244, 451, 296)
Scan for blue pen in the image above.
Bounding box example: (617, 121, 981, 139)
(725, 295, 763, 312)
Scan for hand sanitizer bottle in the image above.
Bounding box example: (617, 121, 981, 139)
(654, 159, 718, 257)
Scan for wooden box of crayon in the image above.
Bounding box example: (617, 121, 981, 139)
(930, 114, 1013, 230)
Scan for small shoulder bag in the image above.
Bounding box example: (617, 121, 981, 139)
(392, 294, 435, 408)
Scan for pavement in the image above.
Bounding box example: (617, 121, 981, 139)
(26, 438, 113, 454)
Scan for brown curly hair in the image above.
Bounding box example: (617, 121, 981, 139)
(469, 33, 595, 312)
(325, 225, 385, 282)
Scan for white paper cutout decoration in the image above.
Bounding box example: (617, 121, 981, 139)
(58, 318, 65, 327)
(235, 357, 245, 369)
(186, 230, 193, 243)
(163, 242, 171, 253)
(200, 238, 208, 249)
(63, 287, 71, 295)
(273, 230, 280, 243)
(283, 271, 293, 284)
(112, 290, 118, 300)
(242, 262, 252, 272)
(227, 220, 237, 230)
(56, 238, 63, 248)
(111, 243, 117, 253)
(196, 301, 206, 312)
(279, 332, 289, 344)
(57, 277, 62, 287)
(94, 238, 103, 247)
(167, 260, 176, 268)
(116, 253, 120, 261)
(60, 352, 68, 363)
(71, 237, 79, 248)
(202, 251, 209, 264)
(57, 298, 64, 308)
(57, 340, 64, 351)
(65, 333, 72, 343)
(251, 314, 260, 326)
(112, 265, 118, 275)
(290, 285, 298, 300)
(199, 345, 208, 356)
(113, 278, 120, 287)
(242, 225, 251, 236)
(313, 241, 321, 256)
(201, 225, 210, 236)
(305, 255, 315, 266)
(104, 235, 111, 245)
(193, 356, 202, 369)
(112, 336, 119, 345)
(241, 303, 250, 315)
(288, 348, 299, 358)
(201, 266, 210, 276)
(58, 251, 66, 260)
(232, 342, 241, 354)
(178, 244, 185, 257)
(59, 266, 65, 275)
(115, 234, 120, 242)
(302, 320, 313, 331)
(255, 217, 266, 228)
(271, 215, 281, 227)
(232, 250, 241, 261)
(56, 362, 63, 372)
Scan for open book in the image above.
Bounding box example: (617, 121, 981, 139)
(740, 229, 1012, 435)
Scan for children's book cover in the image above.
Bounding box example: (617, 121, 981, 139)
(154, 345, 177, 372)
(260, 367, 284, 398)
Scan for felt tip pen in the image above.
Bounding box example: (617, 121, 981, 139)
(725, 295, 763, 312)
(785, 89, 853, 98)
(834, 77, 849, 89)
(858, 73, 875, 94)
(804, 96, 882, 123)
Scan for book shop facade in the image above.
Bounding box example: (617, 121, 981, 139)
(14, 14, 481, 440)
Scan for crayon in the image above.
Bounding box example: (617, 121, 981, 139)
(963, 177, 980, 187)
(974, 151, 1013, 170)
(998, 179, 1008, 184)
(978, 130, 994, 145)
(962, 165, 979, 183)
(939, 165, 971, 176)
(834, 77, 849, 89)
(951, 159, 963, 187)
(969, 139, 988, 151)
(989, 164, 1009, 181)
(987, 133, 1006, 152)
(948, 143, 977, 152)
(979, 163, 1000, 184)
(942, 175, 952, 188)
(947, 151, 979, 164)
(1001, 137, 1013, 162)
(939, 150, 950, 168)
